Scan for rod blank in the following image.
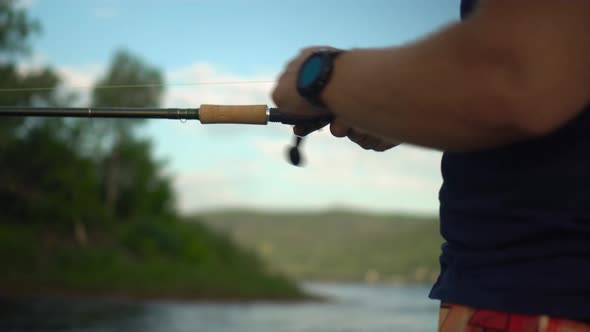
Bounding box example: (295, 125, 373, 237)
(0, 106, 199, 120)
(0, 106, 333, 126)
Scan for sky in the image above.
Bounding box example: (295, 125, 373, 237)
(19, 0, 461, 215)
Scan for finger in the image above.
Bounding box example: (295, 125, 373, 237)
(347, 130, 397, 151)
(271, 86, 282, 106)
(372, 143, 390, 152)
(330, 120, 351, 138)
(294, 121, 327, 136)
(360, 136, 384, 150)
(348, 129, 370, 145)
(351, 135, 381, 150)
(369, 140, 400, 152)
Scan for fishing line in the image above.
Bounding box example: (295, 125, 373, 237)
(0, 80, 277, 93)
(0, 81, 328, 167)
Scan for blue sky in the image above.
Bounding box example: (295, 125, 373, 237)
(21, 0, 461, 215)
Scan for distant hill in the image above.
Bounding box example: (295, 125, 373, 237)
(197, 210, 443, 284)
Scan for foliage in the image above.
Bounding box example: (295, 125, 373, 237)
(92, 49, 163, 109)
(0, 1, 303, 301)
(0, 2, 88, 226)
(0, 120, 104, 225)
(0, 1, 172, 226)
(104, 138, 176, 221)
(0, 0, 40, 56)
(89, 49, 171, 221)
(0, 220, 305, 300)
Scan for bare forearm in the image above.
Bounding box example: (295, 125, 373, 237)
(273, 2, 590, 151)
(323, 23, 536, 151)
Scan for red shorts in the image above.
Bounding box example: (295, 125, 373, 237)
(439, 303, 590, 332)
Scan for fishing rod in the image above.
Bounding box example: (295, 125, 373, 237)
(0, 104, 332, 166)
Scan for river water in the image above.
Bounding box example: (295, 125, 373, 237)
(0, 283, 439, 332)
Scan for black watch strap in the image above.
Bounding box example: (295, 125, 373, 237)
(297, 50, 343, 109)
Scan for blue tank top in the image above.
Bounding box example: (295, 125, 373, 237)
(429, 0, 590, 320)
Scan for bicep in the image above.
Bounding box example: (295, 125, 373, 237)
(467, 0, 590, 135)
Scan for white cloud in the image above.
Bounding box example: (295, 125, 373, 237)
(248, 126, 443, 212)
(41, 60, 276, 109)
(15, 55, 102, 106)
(16, 52, 49, 74)
(159, 61, 442, 214)
(14, 0, 37, 9)
(172, 170, 243, 212)
(57, 65, 102, 88)
(55, 64, 103, 105)
(253, 130, 441, 188)
(164, 62, 276, 108)
(45, 61, 443, 215)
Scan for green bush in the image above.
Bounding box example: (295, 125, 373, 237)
(0, 220, 306, 300)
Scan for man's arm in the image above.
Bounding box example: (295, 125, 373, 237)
(311, 1, 590, 151)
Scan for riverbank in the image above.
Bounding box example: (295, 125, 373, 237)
(0, 219, 308, 302)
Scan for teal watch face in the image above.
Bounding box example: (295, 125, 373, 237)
(298, 55, 322, 88)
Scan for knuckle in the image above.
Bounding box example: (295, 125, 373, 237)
(287, 58, 298, 68)
(271, 89, 280, 104)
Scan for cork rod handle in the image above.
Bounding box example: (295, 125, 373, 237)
(199, 104, 268, 124)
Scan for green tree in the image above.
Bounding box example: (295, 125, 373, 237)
(91, 50, 172, 221)
(0, 2, 103, 235)
(0, 0, 40, 55)
(92, 49, 163, 109)
(0, 0, 47, 142)
(0, 2, 175, 227)
(109, 138, 176, 221)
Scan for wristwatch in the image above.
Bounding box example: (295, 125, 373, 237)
(296, 50, 343, 109)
